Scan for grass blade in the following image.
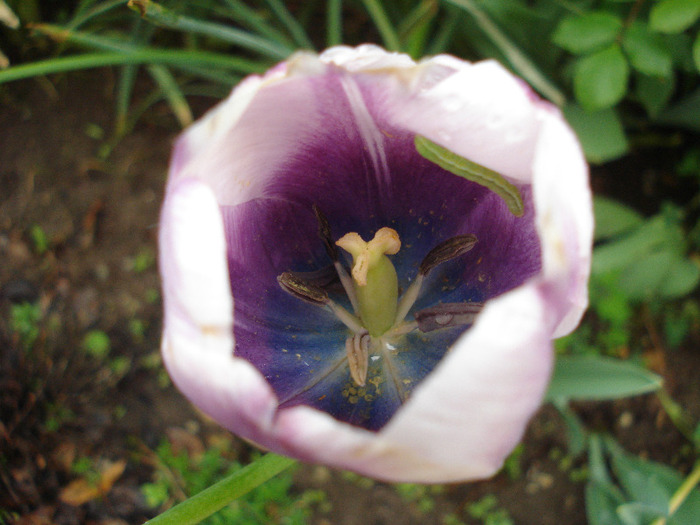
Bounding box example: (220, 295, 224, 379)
(31, 24, 265, 73)
(360, 0, 401, 51)
(220, 0, 295, 49)
(115, 18, 153, 136)
(0, 49, 264, 84)
(444, 0, 566, 106)
(262, 0, 314, 49)
(66, 0, 129, 30)
(399, 0, 439, 58)
(426, 6, 459, 55)
(326, 0, 343, 47)
(127, 0, 290, 60)
(146, 64, 192, 127)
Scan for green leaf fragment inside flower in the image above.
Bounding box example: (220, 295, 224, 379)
(414, 135, 524, 217)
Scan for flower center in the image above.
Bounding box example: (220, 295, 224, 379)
(277, 206, 482, 388)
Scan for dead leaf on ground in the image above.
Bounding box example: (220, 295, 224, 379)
(59, 459, 127, 506)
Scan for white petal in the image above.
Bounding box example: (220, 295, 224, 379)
(388, 59, 542, 182)
(159, 177, 278, 435)
(532, 109, 593, 336)
(270, 284, 553, 483)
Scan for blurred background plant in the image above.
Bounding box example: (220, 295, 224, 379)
(1, 0, 700, 523)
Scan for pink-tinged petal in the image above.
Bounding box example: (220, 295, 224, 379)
(267, 284, 551, 483)
(159, 45, 592, 482)
(319, 44, 419, 72)
(159, 177, 279, 439)
(386, 59, 541, 182)
(531, 109, 593, 336)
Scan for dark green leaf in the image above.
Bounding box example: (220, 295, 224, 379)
(608, 445, 673, 513)
(602, 439, 700, 525)
(657, 87, 700, 130)
(563, 105, 628, 163)
(650, 0, 700, 33)
(617, 250, 682, 299)
(552, 11, 623, 54)
(636, 73, 676, 117)
(553, 400, 587, 457)
(586, 480, 626, 525)
(546, 356, 663, 402)
(623, 22, 673, 77)
(574, 44, 630, 111)
(593, 196, 643, 241)
(592, 216, 669, 275)
(658, 257, 700, 297)
(694, 30, 700, 70)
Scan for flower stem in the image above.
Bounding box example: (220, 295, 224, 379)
(144, 453, 297, 525)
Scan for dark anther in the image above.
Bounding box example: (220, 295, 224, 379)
(419, 234, 477, 275)
(414, 302, 483, 332)
(278, 272, 329, 305)
(313, 204, 338, 261)
(288, 266, 339, 288)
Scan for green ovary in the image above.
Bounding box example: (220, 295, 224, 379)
(355, 254, 398, 336)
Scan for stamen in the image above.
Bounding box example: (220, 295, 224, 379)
(394, 274, 424, 325)
(313, 205, 359, 312)
(287, 266, 338, 288)
(278, 271, 365, 332)
(313, 204, 338, 261)
(277, 272, 329, 305)
(328, 301, 365, 333)
(394, 234, 477, 326)
(345, 331, 370, 386)
(420, 234, 477, 276)
(414, 302, 483, 332)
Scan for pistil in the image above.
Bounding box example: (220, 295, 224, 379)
(336, 228, 401, 337)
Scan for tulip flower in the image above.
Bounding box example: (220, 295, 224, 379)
(159, 45, 592, 483)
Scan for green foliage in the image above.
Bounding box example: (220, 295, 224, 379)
(131, 248, 155, 273)
(553, 12, 622, 55)
(550, 1, 700, 161)
(593, 201, 700, 301)
(586, 436, 700, 525)
(466, 494, 514, 525)
(574, 43, 630, 111)
(9, 302, 42, 351)
(546, 355, 663, 403)
(0, 508, 20, 525)
(650, 0, 700, 33)
(1, 0, 698, 165)
(142, 441, 326, 524)
(562, 105, 628, 164)
(81, 329, 111, 359)
(502, 443, 524, 480)
(394, 483, 444, 514)
(29, 224, 49, 254)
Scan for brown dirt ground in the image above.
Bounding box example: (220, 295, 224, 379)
(1, 71, 698, 525)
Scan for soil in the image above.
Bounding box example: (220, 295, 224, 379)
(1, 71, 698, 525)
